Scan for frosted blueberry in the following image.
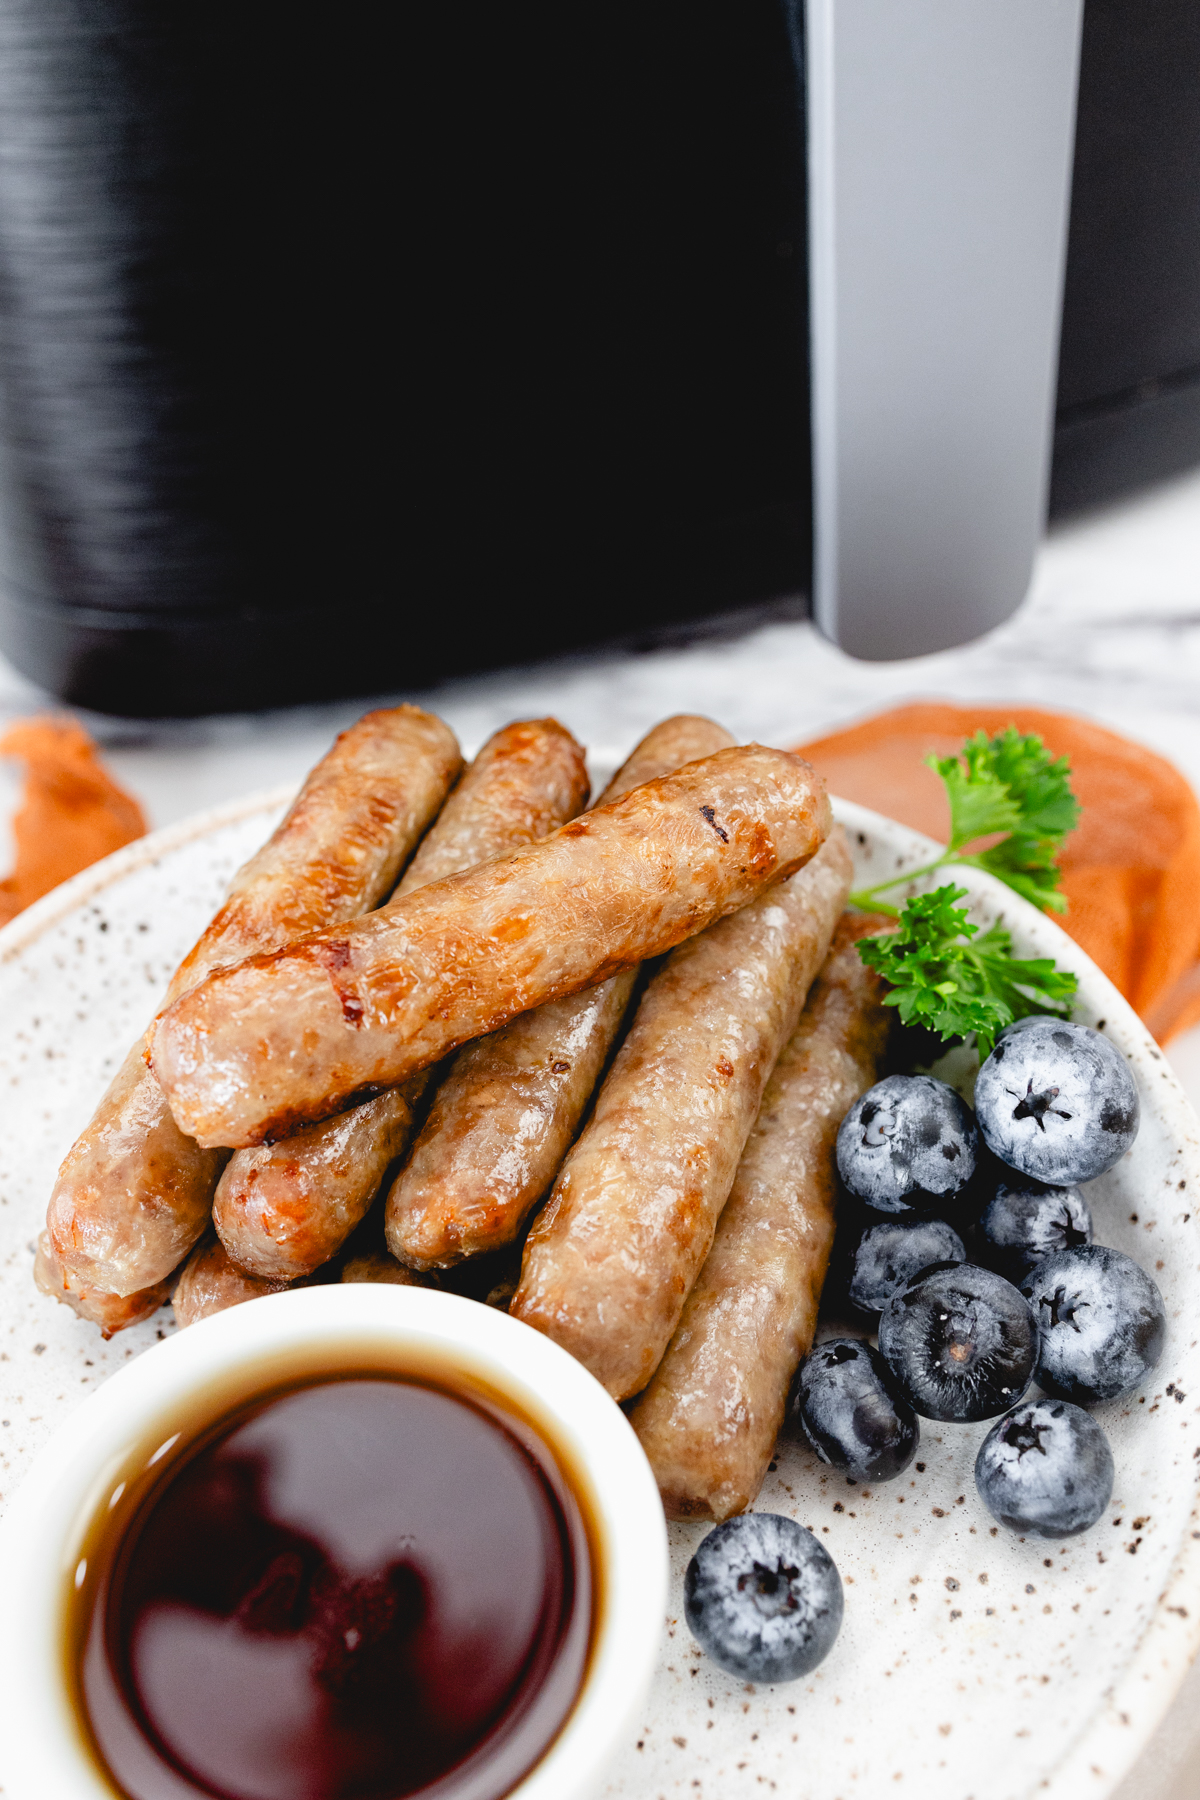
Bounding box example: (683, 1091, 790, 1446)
(979, 1178, 1092, 1281)
(791, 1338, 918, 1482)
(878, 1261, 1037, 1423)
(684, 1514, 842, 1682)
(1021, 1244, 1166, 1405)
(975, 1398, 1114, 1538)
(848, 1216, 966, 1320)
(974, 1019, 1139, 1185)
(836, 1075, 978, 1214)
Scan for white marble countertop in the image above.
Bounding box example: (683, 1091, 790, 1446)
(2, 463, 1200, 1798)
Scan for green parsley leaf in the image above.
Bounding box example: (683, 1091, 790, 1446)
(920, 728, 1080, 914)
(857, 883, 1077, 1058)
(957, 835, 1066, 913)
(928, 750, 1021, 849)
(976, 726, 1081, 843)
(968, 918, 1079, 1027)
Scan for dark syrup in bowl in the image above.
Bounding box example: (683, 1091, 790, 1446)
(71, 1374, 593, 1800)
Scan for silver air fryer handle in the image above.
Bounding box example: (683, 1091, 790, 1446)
(804, 0, 1083, 659)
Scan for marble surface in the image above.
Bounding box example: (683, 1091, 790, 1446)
(2, 462, 1200, 1796)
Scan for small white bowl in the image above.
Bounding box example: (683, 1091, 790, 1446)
(0, 1283, 668, 1800)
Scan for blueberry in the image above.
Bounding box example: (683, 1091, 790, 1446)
(836, 1075, 978, 1214)
(878, 1262, 1037, 1422)
(791, 1338, 918, 1482)
(978, 1178, 1092, 1281)
(1021, 1244, 1166, 1405)
(684, 1513, 842, 1683)
(974, 1019, 1139, 1185)
(847, 1217, 966, 1320)
(975, 1398, 1114, 1538)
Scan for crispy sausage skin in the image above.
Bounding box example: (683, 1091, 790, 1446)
(385, 716, 736, 1271)
(44, 706, 461, 1303)
(152, 744, 833, 1148)
(510, 828, 854, 1401)
(167, 707, 461, 998)
(629, 914, 892, 1520)
(173, 1232, 292, 1328)
(212, 720, 588, 1281)
(395, 719, 588, 895)
(34, 1231, 172, 1336)
(213, 1083, 429, 1282)
(341, 1251, 435, 1288)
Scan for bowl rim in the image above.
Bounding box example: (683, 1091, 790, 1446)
(0, 1283, 669, 1800)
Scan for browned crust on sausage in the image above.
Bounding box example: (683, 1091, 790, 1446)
(172, 1231, 292, 1328)
(385, 978, 636, 1270)
(628, 913, 892, 1520)
(341, 1251, 436, 1288)
(213, 1081, 428, 1281)
(166, 707, 463, 1002)
(510, 829, 854, 1401)
(385, 716, 736, 1271)
(33, 1231, 172, 1337)
(212, 720, 588, 1281)
(600, 716, 740, 799)
(44, 707, 461, 1304)
(397, 718, 588, 893)
(46, 1039, 229, 1297)
(152, 745, 833, 1148)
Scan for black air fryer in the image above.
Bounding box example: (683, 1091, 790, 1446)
(1051, 0, 1200, 515)
(0, 0, 1192, 716)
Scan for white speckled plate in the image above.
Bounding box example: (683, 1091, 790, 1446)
(1, 758, 1199, 1800)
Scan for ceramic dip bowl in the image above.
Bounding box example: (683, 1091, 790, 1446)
(0, 1282, 668, 1800)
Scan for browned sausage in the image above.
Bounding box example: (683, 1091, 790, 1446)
(44, 706, 461, 1303)
(385, 716, 736, 1271)
(341, 1251, 436, 1288)
(151, 744, 833, 1148)
(177, 1224, 437, 1328)
(173, 1231, 292, 1328)
(628, 913, 891, 1519)
(511, 829, 853, 1401)
(395, 719, 588, 894)
(212, 1082, 430, 1281)
(33, 1232, 172, 1336)
(211, 720, 588, 1281)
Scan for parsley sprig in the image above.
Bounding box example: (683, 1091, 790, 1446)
(857, 885, 1077, 1058)
(848, 727, 1081, 916)
(848, 728, 1081, 1057)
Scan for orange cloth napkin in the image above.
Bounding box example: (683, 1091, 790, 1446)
(0, 717, 146, 927)
(796, 703, 1200, 1046)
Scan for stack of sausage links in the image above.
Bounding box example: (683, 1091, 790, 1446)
(39, 708, 892, 1522)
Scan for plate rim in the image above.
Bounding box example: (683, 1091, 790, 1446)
(2, 773, 1199, 1800)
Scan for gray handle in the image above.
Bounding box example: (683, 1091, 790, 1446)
(804, 0, 1083, 659)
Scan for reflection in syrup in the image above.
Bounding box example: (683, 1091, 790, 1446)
(79, 1379, 590, 1800)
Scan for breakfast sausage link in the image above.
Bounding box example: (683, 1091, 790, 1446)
(629, 913, 892, 1520)
(152, 743, 832, 1149)
(173, 1231, 293, 1328)
(212, 720, 589, 1282)
(385, 715, 736, 1271)
(213, 1082, 429, 1282)
(511, 827, 854, 1401)
(45, 706, 461, 1305)
(341, 1251, 436, 1289)
(164, 707, 463, 1005)
(395, 718, 589, 896)
(34, 1231, 172, 1337)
